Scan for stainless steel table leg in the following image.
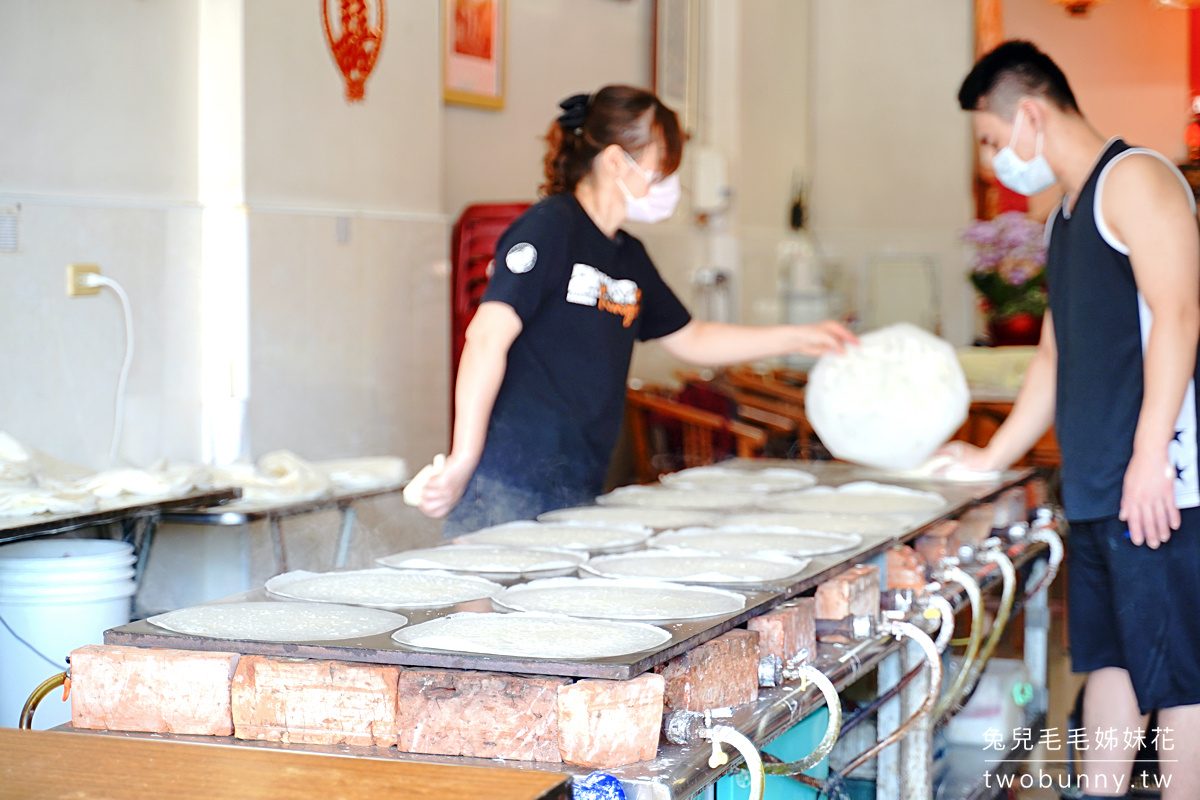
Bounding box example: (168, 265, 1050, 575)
(877, 649, 902, 800)
(333, 506, 356, 569)
(900, 637, 933, 800)
(1024, 559, 1050, 716)
(269, 516, 287, 574)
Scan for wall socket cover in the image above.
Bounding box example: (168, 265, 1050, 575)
(67, 263, 101, 297)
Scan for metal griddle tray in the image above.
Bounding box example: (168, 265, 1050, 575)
(106, 584, 787, 681)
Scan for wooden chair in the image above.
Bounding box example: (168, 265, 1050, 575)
(625, 386, 768, 484)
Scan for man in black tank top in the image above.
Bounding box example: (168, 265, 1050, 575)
(954, 42, 1200, 800)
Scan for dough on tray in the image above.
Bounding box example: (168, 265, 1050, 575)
(392, 611, 672, 660)
(454, 521, 650, 554)
(147, 601, 407, 642)
(805, 323, 969, 470)
(718, 511, 911, 536)
(596, 486, 760, 511)
(264, 568, 501, 608)
(659, 465, 817, 493)
(651, 527, 861, 557)
(762, 482, 946, 516)
(582, 550, 810, 585)
(537, 505, 722, 531)
(494, 577, 746, 620)
(376, 545, 586, 578)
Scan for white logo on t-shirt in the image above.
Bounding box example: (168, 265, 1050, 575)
(506, 242, 537, 274)
(566, 263, 641, 327)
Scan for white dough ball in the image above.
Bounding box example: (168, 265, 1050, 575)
(805, 323, 969, 470)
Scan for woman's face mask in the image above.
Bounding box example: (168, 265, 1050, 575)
(618, 150, 681, 224)
(991, 109, 1057, 197)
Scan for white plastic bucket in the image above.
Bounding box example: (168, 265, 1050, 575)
(0, 539, 136, 730)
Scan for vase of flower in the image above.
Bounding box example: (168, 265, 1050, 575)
(962, 211, 1048, 346)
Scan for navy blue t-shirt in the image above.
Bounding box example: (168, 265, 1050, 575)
(473, 193, 692, 497)
(1048, 138, 1200, 521)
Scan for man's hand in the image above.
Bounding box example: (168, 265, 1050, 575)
(1119, 448, 1179, 548)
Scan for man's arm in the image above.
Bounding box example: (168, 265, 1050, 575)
(658, 319, 857, 365)
(1104, 154, 1200, 548)
(951, 312, 1058, 470)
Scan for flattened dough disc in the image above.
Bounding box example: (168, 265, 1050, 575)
(583, 550, 809, 585)
(651, 527, 861, 557)
(659, 465, 817, 493)
(376, 545, 586, 580)
(719, 511, 911, 536)
(538, 505, 722, 531)
(454, 521, 650, 554)
(494, 577, 746, 620)
(264, 568, 501, 609)
(596, 486, 760, 511)
(147, 601, 407, 642)
(762, 482, 946, 516)
(392, 611, 671, 660)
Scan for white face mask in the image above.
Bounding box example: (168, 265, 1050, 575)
(991, 109, 1057, 197)
(617, 150, 680, 224)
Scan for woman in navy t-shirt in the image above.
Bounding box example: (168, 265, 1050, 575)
(420, 86, 856, 535)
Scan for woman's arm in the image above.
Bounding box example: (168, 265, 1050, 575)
(419, 301, 523, 518)
(657, 319, 857, 365)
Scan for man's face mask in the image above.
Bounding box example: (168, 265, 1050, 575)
(991, 109, 1057, 197)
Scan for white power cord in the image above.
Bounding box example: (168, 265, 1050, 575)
(84, 273, 134, 465)
(926, 593, 956, 653)
(764, 663, 842, 776)
(1026, 511, 1064, 598)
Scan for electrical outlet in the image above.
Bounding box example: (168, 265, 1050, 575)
(67, 263, 101, 297)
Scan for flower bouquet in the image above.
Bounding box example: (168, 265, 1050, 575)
(962, 211, 1048, 345)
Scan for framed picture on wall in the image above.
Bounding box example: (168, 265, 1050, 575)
(443, 0, 505, 110)
(653, 0, 699, 134)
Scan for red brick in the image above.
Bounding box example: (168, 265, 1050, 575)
(658, 630, 759, 712)
(886, 545, 927, 591)
(914, 520, 961, 567)
(557, 673, 664, 768)
(815, 564, 880, 622)
(777, 597, 816, 665)
(232, 656, 398, 747)
(70, 644, 239, 736)
(748, 597, 815, 665)
(396, 668, 570, 762)
(957, 505, 995, 547)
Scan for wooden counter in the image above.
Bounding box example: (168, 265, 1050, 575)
(0, 729, 570, 800)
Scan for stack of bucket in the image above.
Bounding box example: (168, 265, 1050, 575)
(0, 539, 136, 729)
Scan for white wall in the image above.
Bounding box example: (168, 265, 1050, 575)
(441, 0, 653, 217)
(809, 0, 976, 345)
(1007, 0, 1189, 161)
(0, 0, 203, 468)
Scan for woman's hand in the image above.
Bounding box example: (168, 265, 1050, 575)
(419, 452, 480, 519)
(1119, 448, 1179, 549)
(937, 440, 999, 473)
(792, 320, 859, 357)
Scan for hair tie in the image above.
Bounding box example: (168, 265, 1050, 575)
(557, 93, 590, 136)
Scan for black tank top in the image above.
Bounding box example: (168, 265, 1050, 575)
(1047, 138, 1200, 521)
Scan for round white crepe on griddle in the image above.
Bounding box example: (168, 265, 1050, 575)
(494, 577, 745, 620)
(147, 601, 407, 642)
(596, 486, 760, 511)
(762, 483, 947, 516)
(805, 323, 969, 470)
(376, 545, 586, 579)
(659, 465, 818, 493)
(538, 505, 722, 531)
(718, 511, 912, 537)
(392, 611, 671, 660)
(264, 568, 501, 609)
(453, 521, 650, 554)
(651, 527, 861, 557)
(582, 549, 809, 585)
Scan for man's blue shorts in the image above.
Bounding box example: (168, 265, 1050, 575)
(1068, 506, 1200, 714)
